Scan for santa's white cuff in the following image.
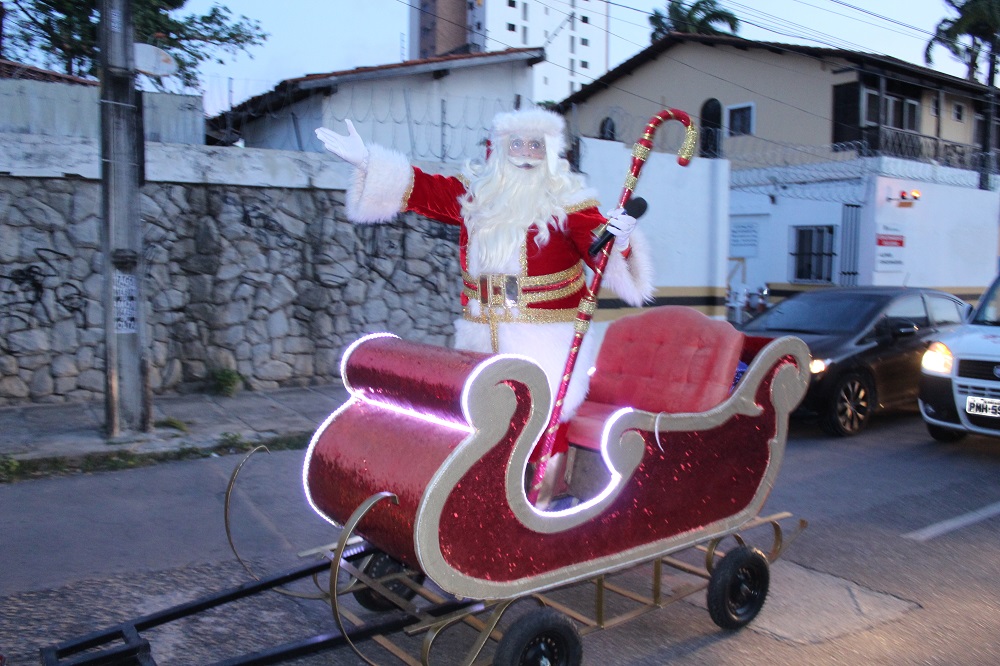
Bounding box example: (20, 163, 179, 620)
(602, 228, 655, 307)
(345, 144, 413, 224)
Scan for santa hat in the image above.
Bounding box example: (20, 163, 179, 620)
(491, 108, 567, 173)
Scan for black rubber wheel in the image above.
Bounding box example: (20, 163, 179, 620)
(927, 422, 966, 442)
(352, 552, 422, 612)
(494, 607, 583, 666)
(707, 546, 770, 630)
(821, 372, 874, 437)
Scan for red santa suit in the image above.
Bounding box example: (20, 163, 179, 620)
(342, 128, 654, 457)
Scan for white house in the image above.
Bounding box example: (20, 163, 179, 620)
(557, 33, 1000, 314)
(211, 48, 545, 166)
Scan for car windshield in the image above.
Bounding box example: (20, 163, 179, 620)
(742, 293, 885, 334)
(971, 276, 1000, 325)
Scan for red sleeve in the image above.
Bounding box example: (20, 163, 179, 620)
(405, 168, 468, 226)
(566, 206, 609, 271)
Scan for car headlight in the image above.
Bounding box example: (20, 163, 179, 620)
(809, 357, 829, 374)
(921, 341, 954, 375)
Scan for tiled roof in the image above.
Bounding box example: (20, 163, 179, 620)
(0, 58, 98, 85)
(211, 47, 544, 126)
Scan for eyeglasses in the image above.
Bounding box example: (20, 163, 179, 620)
(508, 137, 546, 160)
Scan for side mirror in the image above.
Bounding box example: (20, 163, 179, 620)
(876, 317, 917, 340)
(893, 320, 919, 338)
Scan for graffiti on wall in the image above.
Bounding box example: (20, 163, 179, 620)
(0, 248, 87, 354)
(224, 193, 297, 249)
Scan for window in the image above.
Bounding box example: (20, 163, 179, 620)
(507, 23, 516, 32)
(570, 36, 575, 54)
(884, 294, 928, 329)
(508, 0, 515, 6)
(792, 226, 835, 283)
(863, 90, 919, 130)
(522, 26, 527, 44)
(953, 102, 965, 122)
(885, 96, 919, 131)
(599, 117, 616, 140)
(926, 295, 964, 325)
(930, 95, 940, 118)
(864, 90, 880, 125)
(581, 60, 589, 69)
(522, 3, 527, 20)
(727, 103, 754, 136)
(570, 59, 575, 74)
(581, 15, 589, 23)
(974, 115, 1000, 149)
(581, 38, 589, 46)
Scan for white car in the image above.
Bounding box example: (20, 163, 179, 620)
(920, 274, 1000, 441)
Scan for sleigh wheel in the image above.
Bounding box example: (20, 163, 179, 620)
(494, 607, 582, 666)
(353, 551, 423, 612)
(707, 545, 770, 630)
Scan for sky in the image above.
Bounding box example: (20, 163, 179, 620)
(176, 0, 973, 116)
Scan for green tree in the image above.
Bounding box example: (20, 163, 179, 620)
(0, 0, 267, 89)
(649, 0, 740, 44)
(924, 0, 1000, 83)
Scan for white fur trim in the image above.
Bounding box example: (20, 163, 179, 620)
(601, 228, 655, 307)
(345, 144, 413, 224)
(453, 318, 609, 421)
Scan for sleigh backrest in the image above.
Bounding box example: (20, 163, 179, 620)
(586, 306, 745, 414)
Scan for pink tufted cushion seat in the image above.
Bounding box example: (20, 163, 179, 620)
(567, 306, 745, 450)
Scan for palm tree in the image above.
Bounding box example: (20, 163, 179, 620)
(924, 1, 1000, 187)
(924, 0, 1000, 83)
(649, 0, 740, 43)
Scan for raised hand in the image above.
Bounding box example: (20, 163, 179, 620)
(315, 120, 369, 168)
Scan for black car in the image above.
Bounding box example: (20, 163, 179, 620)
(739, 287, 970, 436)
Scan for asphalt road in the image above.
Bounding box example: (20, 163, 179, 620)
(3, 410, 1000, 665)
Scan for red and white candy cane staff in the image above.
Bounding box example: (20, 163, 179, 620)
(527, 108, 698, 506)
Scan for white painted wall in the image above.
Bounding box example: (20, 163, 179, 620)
(240, 59, 537, 165)
(865, 177, 999, 290)
(0, 132, 350, 190)
(0, 79, 204, 144)
(579, 136, 731, 295)
(729, 176, 1000, 295)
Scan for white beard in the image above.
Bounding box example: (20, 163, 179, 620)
(464, 162, 565, 275)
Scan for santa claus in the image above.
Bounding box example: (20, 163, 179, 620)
(316, 108, 654, 496)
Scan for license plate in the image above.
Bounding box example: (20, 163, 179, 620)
(966, 396, 1000, 417)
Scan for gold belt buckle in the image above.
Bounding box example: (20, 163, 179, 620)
(479, 274, 519, 308)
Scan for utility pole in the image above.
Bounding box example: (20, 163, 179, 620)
(982, 36, 998, 191)
(100, 0, 150, 435)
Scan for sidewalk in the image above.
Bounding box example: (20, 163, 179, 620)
(0, 382, 350, 465)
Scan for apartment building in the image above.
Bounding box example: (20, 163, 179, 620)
(410, 0, 610, 103)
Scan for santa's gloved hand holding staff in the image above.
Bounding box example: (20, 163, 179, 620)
(316, 108, 655, 503)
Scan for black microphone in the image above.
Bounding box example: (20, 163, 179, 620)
(588, 197, 647, 257)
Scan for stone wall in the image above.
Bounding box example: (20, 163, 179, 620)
(0, 175, 462, 405)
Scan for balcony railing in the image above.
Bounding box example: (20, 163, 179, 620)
(860, 126, 995, 172)
(697, 126, 997, 175)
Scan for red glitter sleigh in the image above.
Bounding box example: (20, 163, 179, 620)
(302, 305, 809, 602)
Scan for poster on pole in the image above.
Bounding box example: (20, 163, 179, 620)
(114, 269, 138, 333)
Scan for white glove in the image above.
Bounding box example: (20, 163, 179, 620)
(604, 208, 637, 250)
(315, 120, 369, 168)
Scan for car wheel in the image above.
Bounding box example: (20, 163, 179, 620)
(821, 372, 874, 437)
(352, 551, 423, 612)
(706, 546, 770, 630)
(494, 607, 583, 666)
(927, 423, 966, 443)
